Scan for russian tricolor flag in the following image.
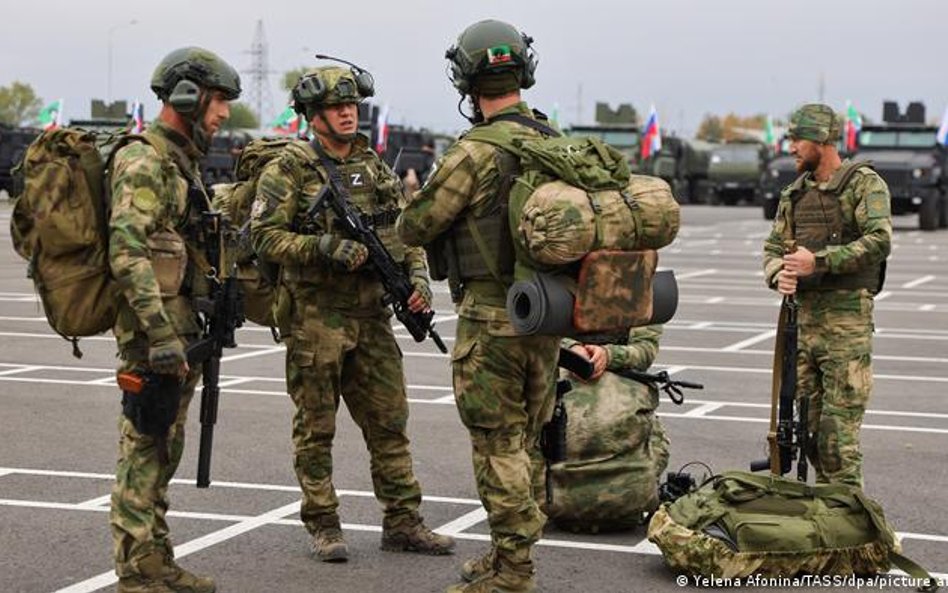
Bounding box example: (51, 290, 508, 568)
(937, 106, 948, 146)
(131, 101, 145, 133)
(641, 104, 662, 160)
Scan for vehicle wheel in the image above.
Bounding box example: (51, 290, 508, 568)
(938, 194, 948, 229)
(919, 196, 938, 231)
(763, 199, 778, 220)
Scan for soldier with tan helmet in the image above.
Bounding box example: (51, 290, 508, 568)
(397, 20, 560, 593)
(249, 58, 454, 563)
(109, 47, 240, 593)
(763, 103, 892, 488)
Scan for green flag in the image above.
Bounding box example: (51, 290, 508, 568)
(37, 99, 62, 130)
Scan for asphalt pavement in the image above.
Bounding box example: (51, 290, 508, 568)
(0, 202, 945, 593)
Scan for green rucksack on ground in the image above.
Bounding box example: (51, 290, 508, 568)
(10, 128, 155, 356)
(547, 371, 670, 532)
(463, 116, 680, 269)
(210, 137, 301, 330)
(647, 471, 937, 589)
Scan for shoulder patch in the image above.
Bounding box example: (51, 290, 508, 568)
(865, 191, 890, 219)
(131, 187, 159, 212)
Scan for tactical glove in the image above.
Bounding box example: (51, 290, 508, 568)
(409, 270, 432, 310)
(318, 234, 368, 271)
(148, 331, 186, 376)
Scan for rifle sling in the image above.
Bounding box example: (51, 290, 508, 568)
(768, 300, 788, 475)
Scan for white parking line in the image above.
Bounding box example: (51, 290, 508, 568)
(674, 268, 718, 280)
(76, 494, 113, 509)
(902, 275, 936, 289)
(720, 330, 776, 352)
(436, 507, 488, 535)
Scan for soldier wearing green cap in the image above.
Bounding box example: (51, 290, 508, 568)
(249, 61, 454, 564)
(763, 103, 892, 488)
(109, 46, 240, 593)
(397, 20, 560, 593)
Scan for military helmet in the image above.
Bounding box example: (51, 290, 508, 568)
(150, 47, 241, 112)
(446, 19, 537, 96)
(292, 65, 375, 116)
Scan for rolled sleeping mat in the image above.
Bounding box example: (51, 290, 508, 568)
(507, 273, 575, 336)
(648, 269, 678, 325)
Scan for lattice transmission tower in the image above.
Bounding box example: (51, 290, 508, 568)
(243, 20, 274, 128)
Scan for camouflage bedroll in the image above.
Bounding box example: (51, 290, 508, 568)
(10, 127, 129, 338)
(647, 470, 901, 578)
(547, 371, 670, 532)
(462, 126, 680, 269)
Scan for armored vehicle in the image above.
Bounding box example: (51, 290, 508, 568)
(566, 102, 642, 172)
(0, 124, 40, 196)
(706, 142, 766, 205)
(853, 102, 946, 230)
(645, 136, 715, 203)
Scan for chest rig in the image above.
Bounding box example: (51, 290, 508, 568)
(788, 161, 882, 292)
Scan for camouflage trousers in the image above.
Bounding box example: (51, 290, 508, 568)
(110, 342, 201, 578)
(796, 290, 874, 488)
(285, 302, 422, 533)
(452, 316, 560, 564)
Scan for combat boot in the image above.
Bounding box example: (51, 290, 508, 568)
(459, 546, 496, 582)
(381, 513, 455, 555)
(445, 557, 535, 593)
(310, 514, 348, 562)
(117, 551, 216, 593)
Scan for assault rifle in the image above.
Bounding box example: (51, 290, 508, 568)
(188, 195, 244, 488)
(539, 348, 596, 505)
(309, 142, 447, 353)
(617, 368, 703, 405)
(750, 294, 809, 482)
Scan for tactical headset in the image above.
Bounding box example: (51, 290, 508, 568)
(292, 54, 375, 114)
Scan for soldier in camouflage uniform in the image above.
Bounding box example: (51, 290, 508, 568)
(397, 20, 560, 593)
(249, 62, 454, 563)
(109, 47, 241, 593)
(763, 103, 892, 488)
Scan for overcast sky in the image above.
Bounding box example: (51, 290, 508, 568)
(2, 0, 945, 136)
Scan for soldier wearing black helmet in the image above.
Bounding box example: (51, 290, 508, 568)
(108, 47, 240, 593)
(397, 20, 558, 593)
(249, 60, 453, 564)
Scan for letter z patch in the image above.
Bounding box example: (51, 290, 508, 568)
(349, 173, 364, 187)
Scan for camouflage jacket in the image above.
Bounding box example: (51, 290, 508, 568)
(763, 161, 892, 291)
(109, 120, 206, 350)
(562, 325, 663, 373)
(250, 134, 427, 315)
(396, 101, 546, 328)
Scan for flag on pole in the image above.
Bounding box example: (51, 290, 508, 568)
(937, 106, 948, 146)
(764, 115, 777, 153)
(550, 102, 560, 127)
(640, 104, 662, 160)
(38, 99, 63, 130)
(270, 105, 306, 136)
(375, 104, 390, 154)
(131, 101, 145, 133)
(844, 100, 862, 152)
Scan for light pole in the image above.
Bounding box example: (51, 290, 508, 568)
(108, 19, 138, 103)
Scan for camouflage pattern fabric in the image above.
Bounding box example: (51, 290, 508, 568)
(787, 103, 843, 144)
(398, 102, 561, 568)
(763, 165, 891, 489)
(551, 326, 669, 532)
(571, 250, 657, 333)
(108, 121, 207, 577)
(250, 134, 430, 533)
(452, 316, 560, 563)
(647, 471, 900, 578)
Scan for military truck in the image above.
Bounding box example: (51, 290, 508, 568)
(0, 124, 40, 197)
(645, 136, 715, 203)
(853, 102, 947, 230)
(706, 141, 767, 205)
(760, 153, 796, 220)
(566, 102, 642, 172)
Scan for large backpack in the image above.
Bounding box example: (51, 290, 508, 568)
(463, 115, 681, 269)
(10, 128, 154, 356)
(647, 471, 937, 587)
(210, 137, 301, 329)
(547, 370, 670, 532)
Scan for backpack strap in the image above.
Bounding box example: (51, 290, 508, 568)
(487, 112, 562, 138)
(823, 160, 874, 194)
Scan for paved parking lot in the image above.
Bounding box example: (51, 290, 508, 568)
(1, 203, 945, 592)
